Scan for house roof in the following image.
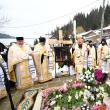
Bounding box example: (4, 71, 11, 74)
(77, 30, 93, 36)
(103, 25, 110, 30)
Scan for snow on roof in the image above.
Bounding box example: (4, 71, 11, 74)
(77, 30, 93, 36)
(103, 25, 110, 30)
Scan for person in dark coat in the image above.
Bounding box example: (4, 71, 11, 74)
(0, 42, 8, 62)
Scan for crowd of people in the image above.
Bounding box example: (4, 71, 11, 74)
(70, 35, 110, 80)
(0, 35, 110, 92)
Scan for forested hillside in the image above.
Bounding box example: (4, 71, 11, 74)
(51, 5, 110, 39)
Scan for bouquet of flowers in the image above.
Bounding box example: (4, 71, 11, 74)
(71, 81, 84, 89)
(104, 84, 110, 97)
(103, 54, 110, 61)
(95, 69, 108, 83)
(91, 102, 106, 110)
(80, 68, 95, 84)
(42, 71, 107, 110)
(83, 84, 104, 103)
(80, 104, 90, 110)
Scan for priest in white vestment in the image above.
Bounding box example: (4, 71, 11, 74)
(8, 37, 34, 89)
(34, 37, 52, 82)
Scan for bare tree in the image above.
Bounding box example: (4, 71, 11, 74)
(0, 6, 10, 28)
(0, 16, 9, 27)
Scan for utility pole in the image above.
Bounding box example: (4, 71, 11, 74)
(73, 20, 76, 40)
(100, 0, 106, 40)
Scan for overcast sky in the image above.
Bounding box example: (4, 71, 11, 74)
(0, 0, 109, 38)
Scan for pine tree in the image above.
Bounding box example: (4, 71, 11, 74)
(104, 4, 110, 26)
(51, 5, 110, 39)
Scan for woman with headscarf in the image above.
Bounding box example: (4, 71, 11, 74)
(0, 42, 8, 62)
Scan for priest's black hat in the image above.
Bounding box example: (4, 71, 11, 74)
(101, 38, 107, 44)
(16, 37, 24, 40)
(39, 36, 46, 42)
